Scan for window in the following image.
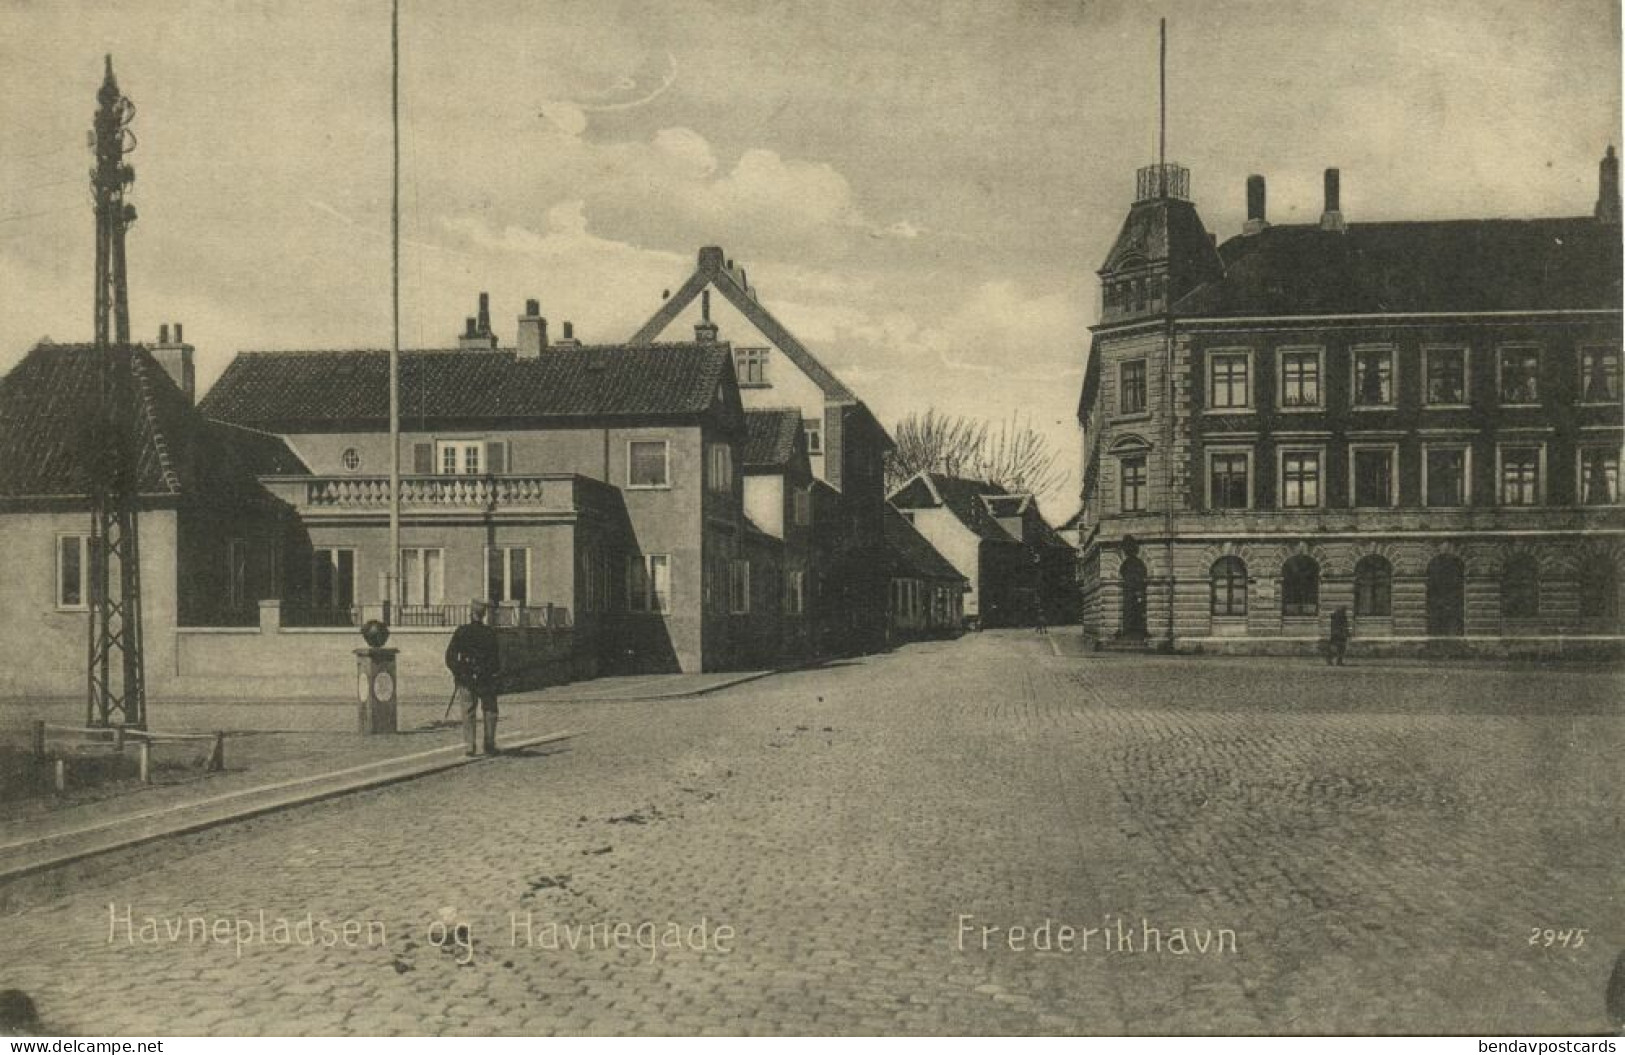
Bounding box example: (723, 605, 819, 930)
(1119, 455, 1147, 512)
(803, 419, 823, 456)
(1281, 555, 1320, 617)
(729, 560, 751, 614)
(1498, 347, 1541, 404)
(486, 547, 529, 606)
(1210, 556, 1247, 617)
(1352, 447, 1396, 508)
(708, 443, 734, 493)
(785, 569, 805, 615)
(1208, 451, 1250, 510)
(400, 548, 445, 607)
(1281, 450, 1322, 509)
(793, 488, 812, 527)
(1351, 346, 1395, 407)
(227, 539, 249, 610)
(1354, 556, 1392, 617)
(1580, 448, 1620, 505)
(1278, 349, 1322, 409)
(1580, 348, 1621, 403)
(1501, 556, 1539, 619)
(1424, 347, 1467, 405)
(56, 534, 88, 610)
(341, 447, 362, 471)
(628, 440, 670, 488)
(1424, 446, 1470, 507)
(1499, 446, 1542, 506)
(1208, 351, 1250, 410)
(436, 440, 482, 475)
(734, 347, 770, 386)
(311, 548, 356, 610)
(627, 554, 671, 613)
(1119, 359, 1147, 414)
(1578, 556, 1619, 622)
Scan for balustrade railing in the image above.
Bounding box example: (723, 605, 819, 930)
(266, 474, 577, 513)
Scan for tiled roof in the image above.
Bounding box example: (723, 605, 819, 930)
(628, 247, 857, 401)
(0, 343, 307, 502)
(889, 472, 1071, 549)
(1175, 217, 1622, 316)
(742, 407, 804, 469)
(199, 344, 737, 432)
(883, 505, 966, 583)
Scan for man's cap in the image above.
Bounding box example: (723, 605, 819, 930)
(471, 598, 492, 611)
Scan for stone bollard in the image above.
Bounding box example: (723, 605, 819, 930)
(53, 759, 66, 794)
(138, 740, 152, 784)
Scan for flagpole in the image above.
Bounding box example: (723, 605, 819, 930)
(387, 0, 401, 623)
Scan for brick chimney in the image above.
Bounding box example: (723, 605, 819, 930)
(150, 321, 195, 403)
(1319, 168, 1346, 232)
(516, 298, 548, 358)
(553, 320, 581, 350)
(1596, 146, 1620, 224)
(458, 292, 498, 349)
(695, 288, 720, 344)
(1243, 174, 1267, 235)
(698, 246, 726, 272)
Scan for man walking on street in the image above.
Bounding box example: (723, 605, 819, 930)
(447, 599, 502, 756)
(1327, 606, 1350, 667)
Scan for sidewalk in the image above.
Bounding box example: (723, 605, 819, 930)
(0, 667, 774, 883)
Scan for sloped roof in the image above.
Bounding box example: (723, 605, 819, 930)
(883, 505, 966, 583)
(628, 247, 856, 401)
(888, 472, 1072, 549)
(742, 407, 804, 469)
(1175, 217, 1622, 316)
(199, 344, 738, 432)
(0, 342, 306, 503)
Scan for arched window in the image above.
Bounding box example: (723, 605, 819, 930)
(1353, 556, 1393, 617)
(1210, 556, 1248, 617)
(1501, 556, 1540, 619)
(1577, 555, 1619, 623)
(1282, 555, 1320, 617)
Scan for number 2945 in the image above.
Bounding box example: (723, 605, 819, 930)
(1529, 927, 1587, 948)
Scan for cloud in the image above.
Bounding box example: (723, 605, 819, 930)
(653, 126, 717, 178)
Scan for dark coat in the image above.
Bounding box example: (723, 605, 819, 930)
(1329, 609, 1351, 642)
(446, 619, 501, 691)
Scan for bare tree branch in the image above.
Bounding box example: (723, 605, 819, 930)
(885, 409, 1063, 503)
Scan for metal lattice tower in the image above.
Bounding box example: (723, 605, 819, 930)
(87, 55, 146, 728)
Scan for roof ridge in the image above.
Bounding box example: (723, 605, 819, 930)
(128, 352, 182, 494)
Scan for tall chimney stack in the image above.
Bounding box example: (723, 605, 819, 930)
(554, 320, 581, 350)
(1320, 168, 1346, 232)
(1596, 145, 1620, 224)
(1243, 175, 1267, 235)
(695, 288, 719, 344)
(151, 321, 195, 403)
(516, 298, 547, 358)
(459, 292, 498, 349)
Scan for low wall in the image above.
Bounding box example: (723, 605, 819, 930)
(162, 602, 574, 703)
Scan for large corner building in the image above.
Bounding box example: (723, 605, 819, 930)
(1075, 150, 1624, 655)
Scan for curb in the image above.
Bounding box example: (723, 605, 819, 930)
(0, 730, 576, 883)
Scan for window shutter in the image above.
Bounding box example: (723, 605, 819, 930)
(487, 440, 507, 475)
(412, 442, 433, 474)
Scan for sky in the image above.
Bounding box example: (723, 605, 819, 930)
(1, 0, 1619, 510)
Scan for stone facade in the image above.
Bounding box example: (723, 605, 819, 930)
(1076, 157, 1625, 657)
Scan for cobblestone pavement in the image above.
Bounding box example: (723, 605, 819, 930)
(2, 634, 1619, 1035)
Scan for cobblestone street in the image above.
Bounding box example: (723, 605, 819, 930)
(2, 633, 1619, 1035)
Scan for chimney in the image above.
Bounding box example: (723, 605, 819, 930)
(458, 292, 498, 349)
(1320, 168, 1346, 232)
(698, 246, 725, 272)
(554, 320, 581, 350)
(151, 321, 195, 403)
(1243, 174, 1267, 235)
(695, 288, 719, 344)
(517, 298, 548, 358)
(1596, 145, 1620, 224)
